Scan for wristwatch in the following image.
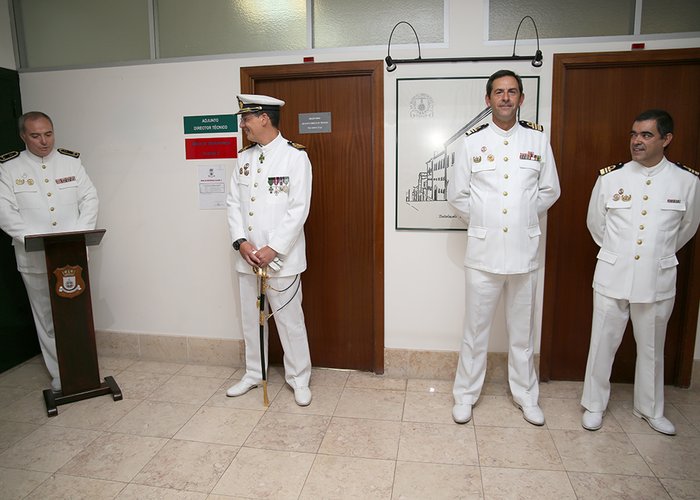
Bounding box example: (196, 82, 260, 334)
(232, 238, 247, 251)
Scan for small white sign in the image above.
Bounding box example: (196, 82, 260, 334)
(198, 164, 226, 209)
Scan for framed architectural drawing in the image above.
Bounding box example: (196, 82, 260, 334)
(395, 76, 540, 230)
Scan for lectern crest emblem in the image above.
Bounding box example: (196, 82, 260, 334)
(53, 265, 86, 298)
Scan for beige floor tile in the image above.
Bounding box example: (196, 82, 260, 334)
(244, 411, 330, 453)
(398, 421, 478, 465)
(267, 384, 342, 416)
(406, 378, 453, 394)
(674, 403, 700, 432)
(310, 367, 350, 387)
(116, 483, 208, 499)
(346, 371, 407, 390)
(0, 363, 51, 391)
(481, 467, 576, 499)
(568, 471, 671, 499)
(609, 383, 635, 401)
(206, 381, 283, 411)
(402, 391, 455, 425)
(125, 360, 184, 375)
(665, 386, 700, 405)
(147, 374, 226, 405)
(46, 395, 139, 430)
(132, 439, 238, 493)
(174, 406, 263, 445)
(550, 429, 653, 476)
(476, 427, 564, 470)
(334, 387, 405, 421)
(110, 400, 201, 437)
(112, 370, 172, 400)
(472, 395, 534, 428)
(300, 454, 395, 499)
(658, 478, 700, 500)
(0, 386, 33, 407)
(319, 417, 401, 460)
(0, 419, 41, 451)
(212, 447, 315, 499)
(0, 466, 50, 499)
(392, 461, 482, 499)
(628, 433, 700, 480)
(540, 397, 623, 432)
(177, 364, 236, 379)
(538, 380, 583, 399)
(0, 425, 100, 472)
(23, 473, 126, 499)
(58, 432, 167, 482)
(0, 390, 52, 425)
(480, 381, 510, 397)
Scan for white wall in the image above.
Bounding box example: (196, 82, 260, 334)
(5, 1, 700, 359)
(0, 0, 16, 69)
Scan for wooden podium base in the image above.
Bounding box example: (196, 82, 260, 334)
(42, 375, 123, 417)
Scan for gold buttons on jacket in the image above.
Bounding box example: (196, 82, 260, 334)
(52, 221, 57, 226)
(636, 239, 642, 245)
(503, 227, 508, 232)
(41, 164, 46, 169)
(254, 182, 258, 187)
(47, 192, 52, 197)
(49, 207, 54, 212)
(248, 225, 253, 231)
(641, 210, 647, 216)
(503, 191, 508, 196)
(504, 173, 509, 179)
(504, 157, 509, 162)
(44, 178, 49, 183)
(634, 255, 640, 260)
(504, 140, 509, 145)
(249, 211, 254, 216)
(639, 224, 645, 230)
(251, 197, 256, 202)
(646, 179, 651, 185)
(502, 208, 508, 214)
(643, 195, 648, 200)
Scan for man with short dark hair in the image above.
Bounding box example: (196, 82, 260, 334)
(581, 109, 700, 435)
(449, 70, 561, 425)
(226, 94, 314, 406)
(0, 111, 98, 392)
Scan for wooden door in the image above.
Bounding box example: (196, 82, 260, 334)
(240, 61, 384, 372)
(541, 48, 700, 386)
(0, 67, 40, 373)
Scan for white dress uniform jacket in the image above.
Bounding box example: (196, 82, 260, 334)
(0, 148, 99, 272)
(448, 121, 561, 274)
(587, 158, 700, 303)
(227, 133, 312, 276)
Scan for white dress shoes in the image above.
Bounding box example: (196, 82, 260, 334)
(226, 380, 258, 397)
(582, 410, 604, 431)
(294, 386, 312, 406)
(514, 402, 545, 426)
(633, 409, 676, 435)
(452, 403, 472, 424)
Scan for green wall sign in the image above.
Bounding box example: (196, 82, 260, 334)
(184, 114, 237, 134)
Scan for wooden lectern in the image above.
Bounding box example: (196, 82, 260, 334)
(25, 229, 122, 416)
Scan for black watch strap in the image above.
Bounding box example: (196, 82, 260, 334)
(233, 238, 247, 251)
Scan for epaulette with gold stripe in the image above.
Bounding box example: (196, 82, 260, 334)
(58, 148, 80, 158)
(0, 151, 19, 164)
(238, 142, 257, 153)
(674, 161, 699, 177)
(465, 124, 488, 136)
(288, 141, 306, 150)
(519, 120, 543, 132)
(599, 162, 624, 176)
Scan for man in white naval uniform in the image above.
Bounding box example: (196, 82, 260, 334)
(449, 70, 561, 425)
(226, 94, 313, 406)
(581, 109, 700, 435)
(0, 111, 98, 392)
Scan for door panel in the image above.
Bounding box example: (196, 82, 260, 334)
(542, 48, 700, 386)
(0, 67, 40, 373)
(240, 61, 384, 372)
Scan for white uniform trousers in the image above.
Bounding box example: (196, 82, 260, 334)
(238, 273, 312, 389)
(581, 291, 674, 418)
(20, 271, 60, 384)
(453, 268, 539, 406)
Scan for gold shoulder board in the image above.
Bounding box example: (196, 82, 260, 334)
(599, 162, 624, 176)
(288, 141, 306, 150)
(58, 148, 80, 158)
(0, 151, 19, 163)
(674, 162, 700, 177)
(519, 120, 543, 132)
(465, 123, 488, 136)
(238, 142, 257, 153)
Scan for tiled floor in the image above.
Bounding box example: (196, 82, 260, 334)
(0, 356, 699, 499)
